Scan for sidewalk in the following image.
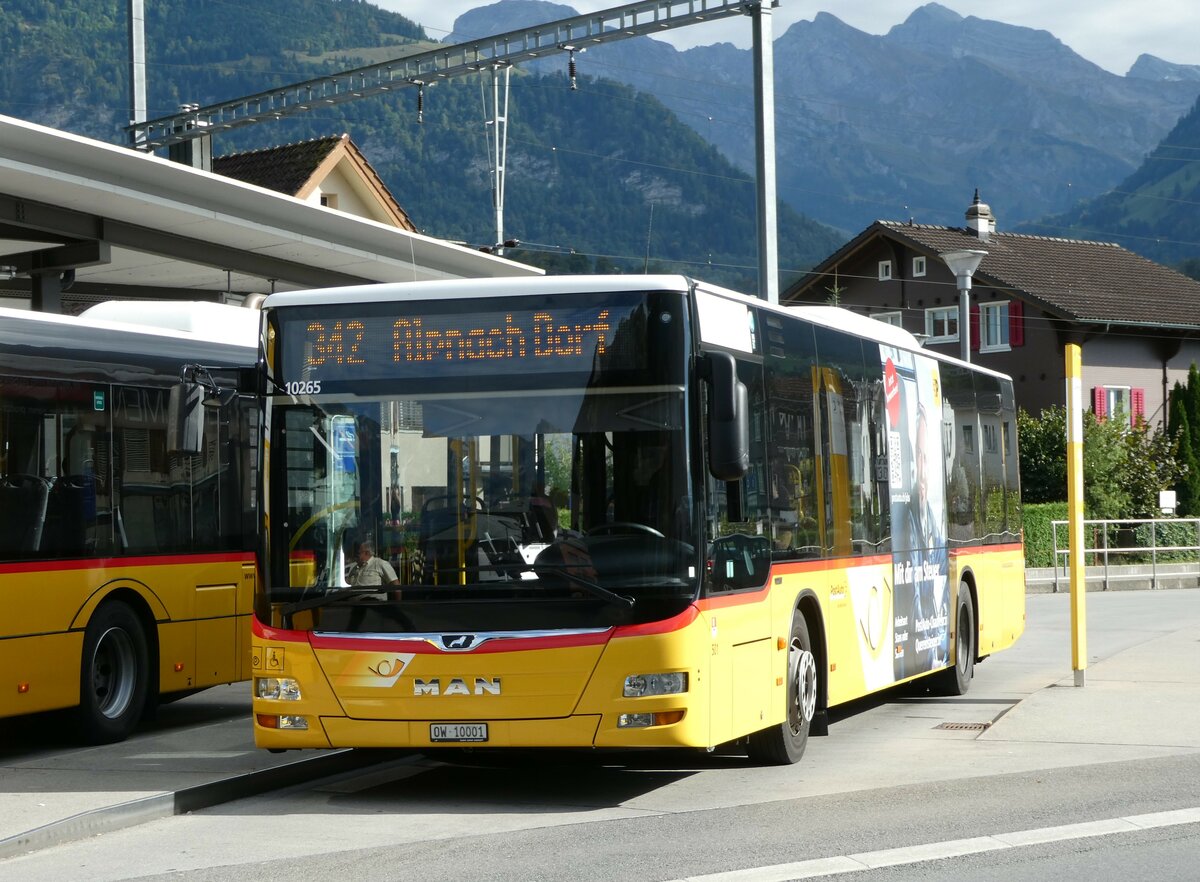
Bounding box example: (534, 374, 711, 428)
(0, 686, 406, 860)
(982, 622, 1200, 750)
(3, 587, 1199, 861)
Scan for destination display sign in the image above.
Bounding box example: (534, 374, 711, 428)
(274, 294, 659, 390)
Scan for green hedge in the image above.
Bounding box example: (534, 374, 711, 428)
(1022, 502, 1068, 568)
(1020, 507, 1200, 567)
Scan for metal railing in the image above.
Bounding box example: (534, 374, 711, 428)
(1050, 517, 1200, 591)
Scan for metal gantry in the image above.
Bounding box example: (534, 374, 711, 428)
(127, 0, 782, 300)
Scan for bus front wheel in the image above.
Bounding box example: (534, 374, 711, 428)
(78, 601, 150, 744)
(746, 613, 817, 765)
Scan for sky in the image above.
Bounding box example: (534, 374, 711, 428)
(375, 0, 1200, 76)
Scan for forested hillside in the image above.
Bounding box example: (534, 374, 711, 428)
(1025, 96, 1200, 270)
(0, 0, 841, 291)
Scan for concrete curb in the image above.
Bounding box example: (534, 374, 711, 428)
(1025, 563, 1200, 593)
(0, 748, 408, 861)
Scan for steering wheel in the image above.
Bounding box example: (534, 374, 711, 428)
(586, 521, 664, 538)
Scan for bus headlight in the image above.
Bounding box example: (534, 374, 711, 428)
(623, 672, 688, 697)
(257, 677, 302, 701)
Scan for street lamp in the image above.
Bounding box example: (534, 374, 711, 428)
(939, 249, 987, 362)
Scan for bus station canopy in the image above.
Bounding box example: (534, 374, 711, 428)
(0, 115, 539, 310)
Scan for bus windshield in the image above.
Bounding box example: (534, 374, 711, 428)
(264, 289, 698, 632)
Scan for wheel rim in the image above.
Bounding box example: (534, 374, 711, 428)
(789, 638, 817, 733)
(90, 626, 136, 720)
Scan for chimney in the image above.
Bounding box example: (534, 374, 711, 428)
(965, 189, 995, 242)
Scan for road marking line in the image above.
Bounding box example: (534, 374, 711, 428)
(670, 806, 1200, 881)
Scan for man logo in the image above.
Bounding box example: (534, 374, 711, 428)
(443, 634, 475, 650)
(414, 677, 501, 696)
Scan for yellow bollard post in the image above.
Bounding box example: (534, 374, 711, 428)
(1065, 344, 1087, 686)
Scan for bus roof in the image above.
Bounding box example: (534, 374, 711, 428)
(260, 275, 1010, 382)
(261, 274, 705, 309)
(0, 305, 257, 378)
(80, 300, 260, 349)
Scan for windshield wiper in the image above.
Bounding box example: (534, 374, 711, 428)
(531, 564, 635, 609)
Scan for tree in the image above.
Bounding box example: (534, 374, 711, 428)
(1121, 418, 1186, 518)
(1017, 405, 1181, 519)
(1082, 411, 1130, 519)
(1168, 380, 1200, 515)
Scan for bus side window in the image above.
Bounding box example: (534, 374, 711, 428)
(707, 532, 771, 592)
(764, 319, 819, 560)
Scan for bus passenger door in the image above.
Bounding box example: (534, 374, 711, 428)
(703, 355, 774, 745)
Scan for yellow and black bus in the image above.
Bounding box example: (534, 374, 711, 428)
(252, 276, 1023, 763)
(0, 303, 258, 742)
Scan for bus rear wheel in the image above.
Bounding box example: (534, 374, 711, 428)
(746, 613, 816, 765)
(78, 602, 149, 744)
(933, 583, 975, 696)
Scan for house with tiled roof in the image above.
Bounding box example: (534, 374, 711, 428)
(213, 133, 416, 231)
(782, 193, 1200, 425)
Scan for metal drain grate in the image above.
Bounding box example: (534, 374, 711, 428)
(935, 721, 991, 731)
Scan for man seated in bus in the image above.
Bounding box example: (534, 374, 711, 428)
(347, 538, 401, 598)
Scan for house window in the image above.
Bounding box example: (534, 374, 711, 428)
(962, 424, 975, 454)
(1093, 386, 1145, 426)
(925, 306, 958, 343)
(982, 423, 998, 453)
(1107, 387, 1130, 422)
(320, 193, 339, 210)
(878, 260, 892, 281)
(912, 256, 926, 277)
(874, 311, 903, 327)
(980, 302, 1010, 351)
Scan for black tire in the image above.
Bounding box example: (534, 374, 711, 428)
(933, 583, 975, 696)
(746, 613, 817, 765)
(78, 602, 150, 744)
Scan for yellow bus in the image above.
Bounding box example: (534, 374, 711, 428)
(0, 302, 259, 743)
(251, 276, 1024, 763)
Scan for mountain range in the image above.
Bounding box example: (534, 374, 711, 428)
(2, 0, 1200, 287)
(451, 1, 1200, 239)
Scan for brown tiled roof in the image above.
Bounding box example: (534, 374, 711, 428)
(790, 221, 1200, 330)
(213, 135, 344, 195)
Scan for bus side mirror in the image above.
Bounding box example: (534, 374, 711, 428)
(168, 381, 205, 456)
(703, 351, 749, 481)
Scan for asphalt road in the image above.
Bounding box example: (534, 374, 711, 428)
(3, 590, 1200, 882)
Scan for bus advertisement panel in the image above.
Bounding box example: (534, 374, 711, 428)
(251, 276, 1024, 764)
(883, 346, 949, 680)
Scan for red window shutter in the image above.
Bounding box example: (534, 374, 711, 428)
(1131, 388, 1145, 424)
(970, 304, 980, 351)
(1009, 300, 1024, 346)
(1093, 387, 1106, 419)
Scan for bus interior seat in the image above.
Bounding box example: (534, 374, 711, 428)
(0, 474, 51, 555)
(41, 474, 95, 556)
